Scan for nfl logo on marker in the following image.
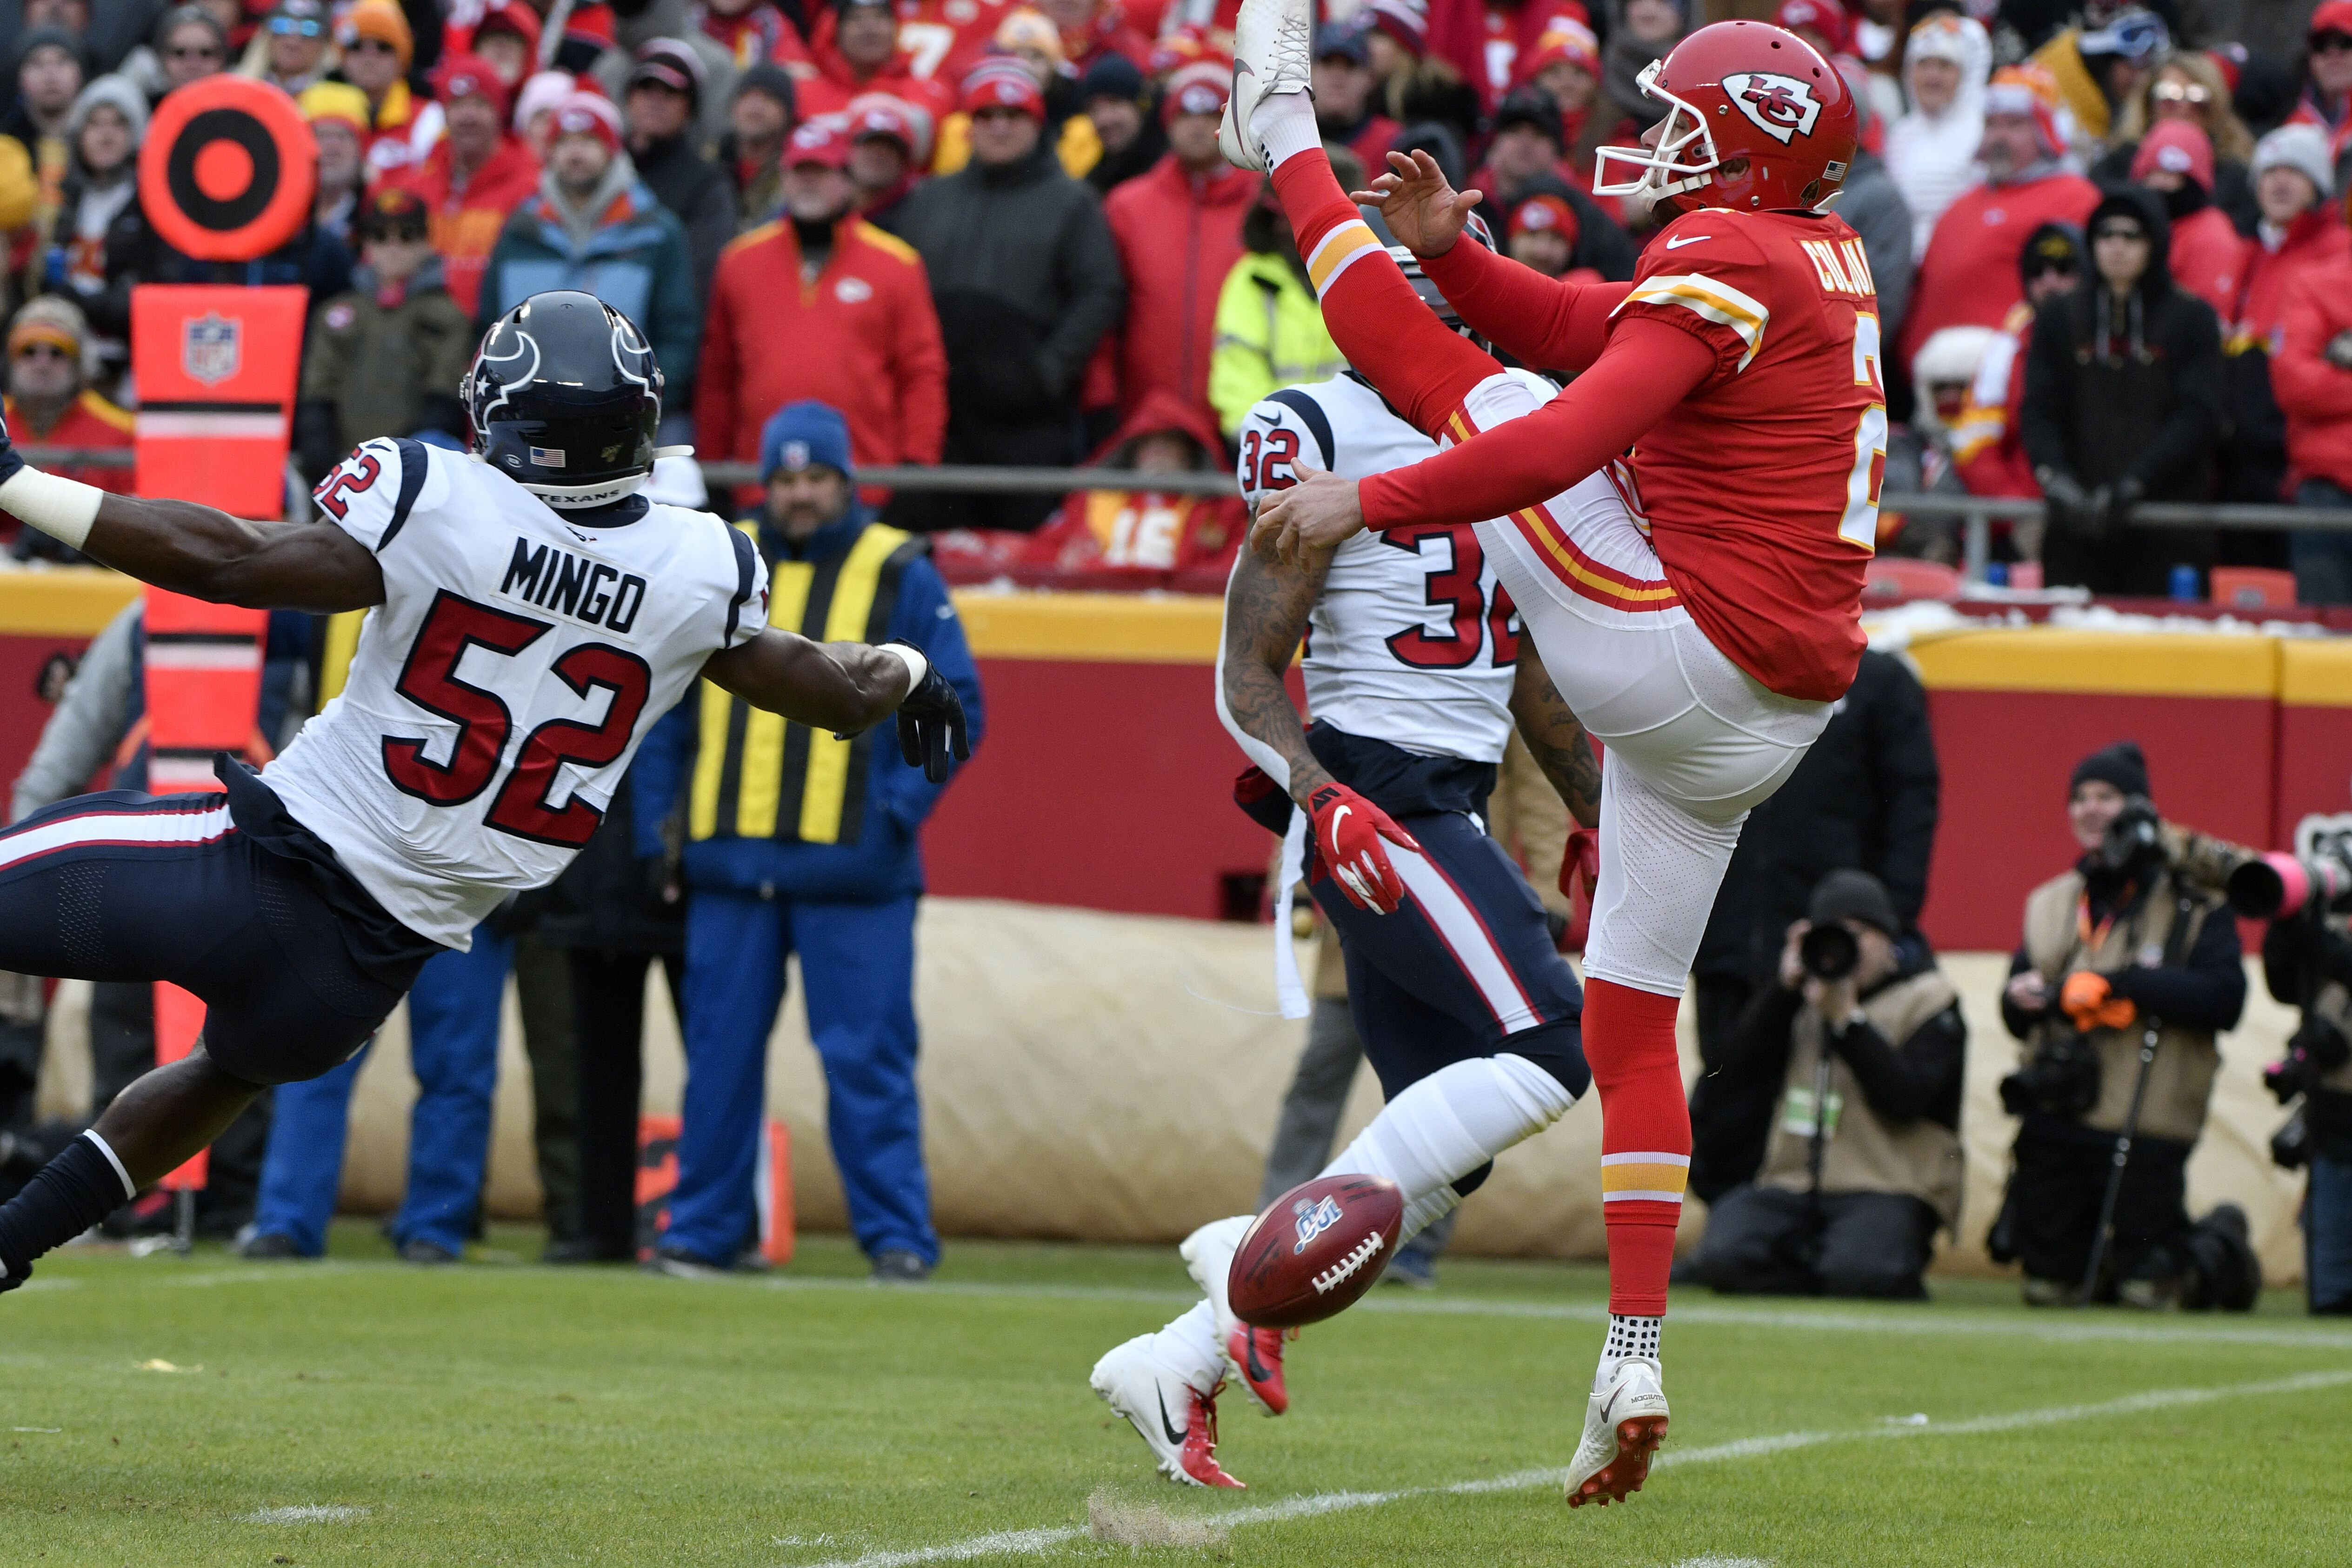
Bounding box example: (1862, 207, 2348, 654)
(182, 313, 240, 387)
(530, 446, 567, 468)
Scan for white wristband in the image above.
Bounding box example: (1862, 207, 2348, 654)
(878, 641, 929, 696)
(0, 466, 102, 551)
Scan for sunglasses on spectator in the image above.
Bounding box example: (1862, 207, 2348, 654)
(2028, 259, 2077, 279)
(13, 342, 70, 360)
(167, 43, 222, 58)
(269, 16, 324, 35)
(370, 227, 428, 245)
(2151, 80, 2209, 105)
(2315, 31, 2352, 53)
(2092, 225, 2146, 243)
(345, 37, 399, 53)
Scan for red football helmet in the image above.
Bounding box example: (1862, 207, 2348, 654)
(1592, 20, 1859, 215)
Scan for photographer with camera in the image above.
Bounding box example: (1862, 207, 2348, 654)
(1992, 741, 2256, 1310)
(2256, 905, 2352, 1315)
(1678, 870, 1967, 1300)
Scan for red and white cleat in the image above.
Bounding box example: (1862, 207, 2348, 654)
(1091, 1334, 1247, 1489)
(1564, 1357, 1669, 1508)
(1226, 1324, 1293, 1416)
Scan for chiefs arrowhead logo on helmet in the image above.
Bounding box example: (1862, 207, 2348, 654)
(1723, 72, 1823, 143)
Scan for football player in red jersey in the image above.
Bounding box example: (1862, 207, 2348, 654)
(1219, 1, 1874, 1508)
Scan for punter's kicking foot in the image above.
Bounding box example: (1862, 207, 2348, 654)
(1565, 1354, 1669, 1507)
(1179, 1214, 1290, 1415)
(1091, 1333, 1245, 1488)
(1219, 0, 1313, 172)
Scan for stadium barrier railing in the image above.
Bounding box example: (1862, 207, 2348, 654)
(32, 449, 2352, 582)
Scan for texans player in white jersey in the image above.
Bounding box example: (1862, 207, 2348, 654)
(0, 291, 966, 1296)
(1089, 220, 1604, 1489)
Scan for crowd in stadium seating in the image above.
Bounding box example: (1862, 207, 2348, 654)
(0, 0, 2351, 595)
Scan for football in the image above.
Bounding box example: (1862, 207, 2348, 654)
(1227, 1174, 1404, 1328)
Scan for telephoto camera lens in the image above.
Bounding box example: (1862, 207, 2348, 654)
(1799, 923, 1859, 981)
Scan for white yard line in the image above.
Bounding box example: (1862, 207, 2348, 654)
(790, 1369, 2352, 1568)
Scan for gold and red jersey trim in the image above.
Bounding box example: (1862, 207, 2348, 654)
(1442, 410, 1681, 614)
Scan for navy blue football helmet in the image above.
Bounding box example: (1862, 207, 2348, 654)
(464, 291, 666, 508)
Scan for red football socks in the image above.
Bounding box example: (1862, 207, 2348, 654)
(1267, 151, 1498, 442)
(1583, 977, 1690, 1318)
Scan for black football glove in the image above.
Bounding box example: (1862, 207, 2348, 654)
(887, 639, 971, 784)
(2102, 474, 2144, 532)
(2037, 468, 2088, 534)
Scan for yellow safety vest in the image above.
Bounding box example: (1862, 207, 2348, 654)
(688, 520, 925, 846)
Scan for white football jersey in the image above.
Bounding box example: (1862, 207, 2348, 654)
(1233, 373, 1544, 766)
(260, 439, 769, 948)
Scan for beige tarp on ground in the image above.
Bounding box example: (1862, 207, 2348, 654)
(35, 898, 2312, 1283)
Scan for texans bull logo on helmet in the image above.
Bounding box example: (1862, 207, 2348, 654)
(1723, 72, 1823, 144)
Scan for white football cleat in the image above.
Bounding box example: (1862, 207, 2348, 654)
(1091, 1334, 1245, 1488)
(1564, 1357, 1669, 1508)
(1179, 1214, 1253, 1341)
(1218, 0, 1313, 171)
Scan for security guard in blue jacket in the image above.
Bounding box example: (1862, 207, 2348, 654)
(633, 400, 984, 1281)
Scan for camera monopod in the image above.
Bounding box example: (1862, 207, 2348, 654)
(2079, 1014, 2161, 1305)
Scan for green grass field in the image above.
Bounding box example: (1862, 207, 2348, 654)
(3, 1224, 2347, 1567)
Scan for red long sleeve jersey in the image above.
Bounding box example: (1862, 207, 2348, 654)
(1613, 208, 1881, 702)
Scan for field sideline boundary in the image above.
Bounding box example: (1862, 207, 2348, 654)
(790, 1369, 2352, 1568)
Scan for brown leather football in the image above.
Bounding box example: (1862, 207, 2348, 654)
(1227, 1174, 1404, 1328)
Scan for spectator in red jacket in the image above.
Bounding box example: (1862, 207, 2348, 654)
(389, 54, 540, 319)
(2220, 124, 2349, 509)
(1022, 388, 1245, 585)
(1, 296, 130, 560)
(1315, 21, 1397, 168)
(696, 118, 949, 507)
(2133, 120, 2240, 319)
(1036, 0, 1151, 76)
(1901, 64, 2102, 375)
(2272, 244, 2352, 600)
(802, 0, 954, 125)
(464, 0, 541, 92)
(1097, 60, 1252, 429)
(1424, 0, 1594, 117)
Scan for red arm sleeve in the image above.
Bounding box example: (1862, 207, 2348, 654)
(1359, 316, 1713, 529)
(1421, 239, 1634, 373)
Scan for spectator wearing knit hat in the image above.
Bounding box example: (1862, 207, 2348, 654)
(1078, 50, 1161, 195)
(845, 94, 929, 232)
(1885, 13, 1991, 259)
(0, 296, 130, 546)
(1900, 64, 2101, 379)
(1495, 176, 1634, 285)
(464, 0, 541, 91)
(2132, 120, 2240, 320)
(697, 116, 947, 506)
(720, 62, 795, 226)
(2295, 0, 2352, 155)
(2095, 50, 2258, 233)
(37, 73, 142, 331)
(1423, 0, 1594, 118)
(892, 58, 1123, 530)
(336, 0, 440, 181)
(1314, 21, 1397, 170)
(931, 7, 1102, 177)
(516, 69, 578, 160)
(3, 25, 86, 241)
(481, 92, 702, 395)
(387, 54, 541, 320)
(625, 39, 737, 303)
(1468, 85, 1574, 214)
(296, 186, 473, 483)
(1096, 58, 1253, 431)
(300, 81, 368, 243)
(2217, 124, 2348, 514)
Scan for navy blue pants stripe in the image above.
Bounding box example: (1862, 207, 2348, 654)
(0, 789, 409, 1085)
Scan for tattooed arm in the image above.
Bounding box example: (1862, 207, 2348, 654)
(1509, 635, 1601, 828)
(1218, 534, 1337, 809)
